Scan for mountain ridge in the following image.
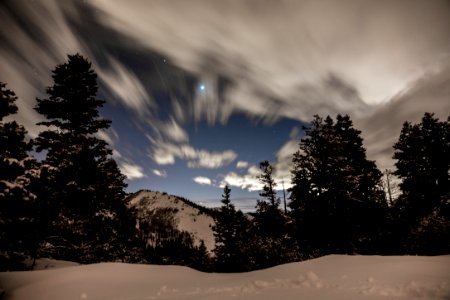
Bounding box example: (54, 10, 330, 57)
(127, 190, 217, 252)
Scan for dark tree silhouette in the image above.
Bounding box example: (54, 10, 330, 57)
(290, 115, 387, 255)
(393, 113, 450, 218)
(0, 82, 37, 270)
(34, 54, 134, 263)
(213, 185, 248, 272)
(255, 161, 285, 238)
(250, 161, 291, 269)
(393, 112, 450, 254)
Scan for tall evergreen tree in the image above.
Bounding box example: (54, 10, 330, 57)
(34, 54, 133, 263)
(258, 161, 279, 208)
(393, 113, 450, 254)
(393, 113, 450, 218)
(0, 82, 37, 270)
(289, 115, 386, 255)
(213, 185, 248, 272)
(250, 161, 290, 268)
(255, 161, 284, 237)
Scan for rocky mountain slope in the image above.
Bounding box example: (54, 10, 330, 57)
(128, 190, 217, 252)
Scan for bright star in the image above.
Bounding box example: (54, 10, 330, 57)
(200, 84, 205, 91)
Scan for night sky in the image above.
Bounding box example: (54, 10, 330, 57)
(1, 0, 449, 210)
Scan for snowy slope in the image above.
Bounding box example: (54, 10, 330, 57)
(129, 190, 216, 252)
(0, 255, 448, 300)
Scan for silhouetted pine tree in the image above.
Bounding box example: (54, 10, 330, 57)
(393, 113, 450, 254)
(251, 161, 290, 268)
(0, 82, 37, 270)
(213, 185, 248, 272)
(33, 54, 134, 263)
(255, 161, 285, 237)
(289, 115, 387, 255)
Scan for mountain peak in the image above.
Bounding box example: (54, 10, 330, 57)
(128, 190, 216, 252)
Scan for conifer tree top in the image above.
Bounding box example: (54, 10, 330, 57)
(0, 82, 18, 121)
(35, 54, 110, 134)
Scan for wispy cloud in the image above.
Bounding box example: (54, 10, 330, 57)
(236, 161, 249, 169)
(152, 169, 167, 178)
(97, 128, 119, 146)
(90, 0, 450, 121)
(2, 0, 450, 195)
(356, 66, 450, 171)
(119, 162, 146, 180)
(272, 127, 300, 189)
(193, 176, 212, 186)
(221, 128, 300, 192)
(99, 57, 155, 118)
(187, 149, 237, 169)
(159, 118, 189, 143)
(220, 165, 262, 192)
(0, 1, 84, 136)
(150, 139, 237, 169)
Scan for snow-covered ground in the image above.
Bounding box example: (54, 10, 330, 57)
(1, 255, 449, 299)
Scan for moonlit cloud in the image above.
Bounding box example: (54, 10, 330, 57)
(119, 162, 146, 180)
(91, 0, 450, 118)
(152, 169, 167, 178)
(112, 149, 122, 159)
(356, 66, 450, 171)
(97, 127, 126, 160)
(97, 128, 119, 146)
(152, 147, 176, 166)
(220, 165, 270, 192)
(150, 140, 237, 169)
(0, 1, 83, 136)
(159, 118, 189, 143)
(186, 149, 237, 169)
(193, 176, 212, 186)
(1, 0, 449, 199)
(236, 161, 249, 169)
(272, 127, 301, 189)
(99, 58, 155, 118)
(222, 128, 300, 193)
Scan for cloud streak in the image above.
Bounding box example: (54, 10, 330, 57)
(90, 0, 450, 121)
(220, 165, 263, 192)
(220, 128, 300, 192)
(152, 169, 167, 178)
(2, 0, 449, 126)
(1, 0, 449, 195)
(193, 176, 212, 186)
(150, 139, 238, 169)
(356, 66, 450, 171)
(99, 58, 156, 118)
(119, 162, 146, 180)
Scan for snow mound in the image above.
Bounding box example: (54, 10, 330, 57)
(31, 258, 80, 270)
(1, 255, 448, 300)
(129, 190, 216, 251)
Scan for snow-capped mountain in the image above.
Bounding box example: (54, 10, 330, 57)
(128, 190, 217, 252)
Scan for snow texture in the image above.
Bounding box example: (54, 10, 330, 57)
(130, 190, 216, 251)
(0, 255, 448, 299)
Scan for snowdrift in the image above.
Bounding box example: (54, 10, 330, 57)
(0, 255, 449, 300)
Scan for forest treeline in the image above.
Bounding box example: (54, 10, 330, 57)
(1, 54, 449, 272)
